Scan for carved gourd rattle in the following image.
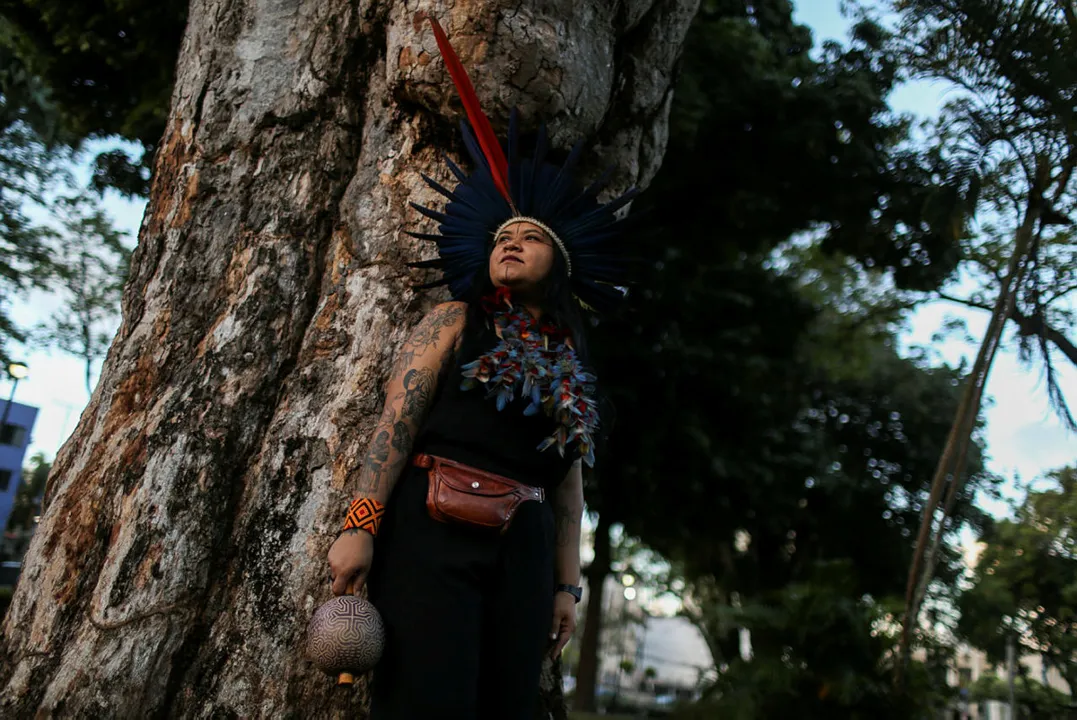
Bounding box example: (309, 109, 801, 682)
(306, 582, 385, 684)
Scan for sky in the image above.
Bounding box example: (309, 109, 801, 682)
(8, 139, 144, 462)
(790, 1, 1076, 514)
(5, 2, 1076, 516)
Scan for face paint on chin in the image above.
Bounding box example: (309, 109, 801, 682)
(491, 263, 542, 299)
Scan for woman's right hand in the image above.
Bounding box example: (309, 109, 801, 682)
(327, 529, 375, 596)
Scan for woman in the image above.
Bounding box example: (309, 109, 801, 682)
(326, 18, 634, 718)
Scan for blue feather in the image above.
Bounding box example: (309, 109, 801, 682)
(409, 99, 633, 314)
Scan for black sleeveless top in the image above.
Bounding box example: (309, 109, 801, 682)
(414, 318, 579, 491)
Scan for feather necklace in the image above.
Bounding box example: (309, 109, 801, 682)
(460, 287, 599, 467)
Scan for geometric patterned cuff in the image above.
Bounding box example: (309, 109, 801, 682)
(342, 497, 386, 537)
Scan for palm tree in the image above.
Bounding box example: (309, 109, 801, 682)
(892, 0, 1077, 673)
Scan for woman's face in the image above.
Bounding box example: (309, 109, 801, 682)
(488, 220, 556, 294)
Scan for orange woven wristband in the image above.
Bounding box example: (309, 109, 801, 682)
(342, 497, 386, 537)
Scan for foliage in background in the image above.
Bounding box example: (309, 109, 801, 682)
(968, 672, 1073, 720)
(0, 12, 137, 382)
(846, 0, 1077, 672)
(0, 37, 66, 367)
(5, 451, 49, 532)
(0, 0, 188, 196)
(584, 1, 998, 715)
(891, 0, 1077, 424)
(958, 466, 1077, 695)
(672, 573, 956, 719)
(30, 194, 131, 393)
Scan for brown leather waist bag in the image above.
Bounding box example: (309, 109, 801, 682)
(413, 453, 545, 534)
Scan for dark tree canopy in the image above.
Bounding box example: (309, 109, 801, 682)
(595, 0, 985, 568)
(958, 467, 1077, 695)
(587, 2, 995, 714)
(0, 0, 188, 195)
(0, 68, 60, 366)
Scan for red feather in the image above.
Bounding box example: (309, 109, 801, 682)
(426, 16, 513, 205)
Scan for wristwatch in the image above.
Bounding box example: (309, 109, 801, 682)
(555, 584, 583, 603)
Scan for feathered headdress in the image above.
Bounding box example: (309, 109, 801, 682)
(408, 17, 637, 315)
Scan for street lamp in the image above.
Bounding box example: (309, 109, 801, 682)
(620, 573, 637, 599)
(0, 361, 29, 441)
(8, 362, 28, 381)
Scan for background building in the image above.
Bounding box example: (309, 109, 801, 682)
(947, 643, 1073, 720)
(576, 572, 712, 711)
(0, 400, 39, 534)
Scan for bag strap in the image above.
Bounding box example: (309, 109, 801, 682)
(411, 453, 545, 502)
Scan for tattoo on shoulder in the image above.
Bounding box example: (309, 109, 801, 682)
(389, 305, 463, 378)
(402, 304, 464, 354)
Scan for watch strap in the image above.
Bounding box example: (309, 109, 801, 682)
(555, 583, 583, 603)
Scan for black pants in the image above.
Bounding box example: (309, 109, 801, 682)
(367, 465, 555, 719)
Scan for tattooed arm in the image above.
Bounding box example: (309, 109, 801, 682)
(550, 459, 584, 656)
(358, 301, 465, 499)
(328, 301, 466, 594)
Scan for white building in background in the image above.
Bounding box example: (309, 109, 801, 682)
(569, 518, 715, 708)
(635, 616, 715, 690)
(579, 571, 713, 707)
(941, 541, 1076, 718)
(946, 643, 1073, 720)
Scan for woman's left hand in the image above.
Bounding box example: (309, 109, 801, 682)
(550, 591, 577, 658)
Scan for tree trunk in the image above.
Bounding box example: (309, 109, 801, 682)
(573, 511, 612, 713)
(900, 167, 1047, 676)
(0, 0, 697, 716)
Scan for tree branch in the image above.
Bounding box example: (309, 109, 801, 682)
(1045, 281, 1077, 306)
(1008, 306, 1077, 369)
(938, 292, 992, 312)
(938, 293, 1077, 368)
(1062, 0, 1077, 39)
(901, 163, 1049, 679)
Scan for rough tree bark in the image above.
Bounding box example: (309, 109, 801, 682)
(0, 0, 697, 717)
